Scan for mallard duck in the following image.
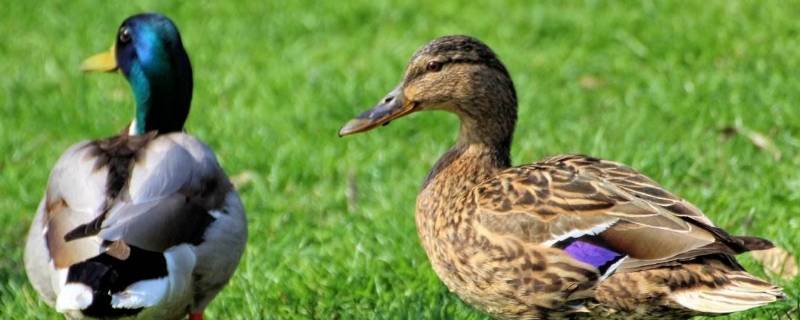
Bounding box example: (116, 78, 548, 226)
(24, 13, 246, 320)
(339, 35, 784, 319)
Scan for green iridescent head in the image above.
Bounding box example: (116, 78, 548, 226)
(82, 13, 193, 135)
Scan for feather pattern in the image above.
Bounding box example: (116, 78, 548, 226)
(24, 132, 246, 319)
(25, 13, 247, 319)
(342, 35, 784, 319)
(419, 152, 784, 319)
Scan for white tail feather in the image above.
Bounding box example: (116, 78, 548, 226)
(671, 272, 784, 313)
(55, 283, 93, 312)
(110, 277, 169, 309)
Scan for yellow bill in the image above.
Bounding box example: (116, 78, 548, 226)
(80, 44, 117, 72)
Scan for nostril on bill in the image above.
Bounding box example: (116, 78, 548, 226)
(384, 96, 394, 103)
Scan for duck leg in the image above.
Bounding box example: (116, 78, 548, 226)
(189, 312, 204, 320)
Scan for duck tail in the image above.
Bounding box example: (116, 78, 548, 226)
(55, 242, 171, 317)
(670, 270, 785, 314)
(733, 235, 775, 251)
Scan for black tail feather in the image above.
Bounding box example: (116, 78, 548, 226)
(734, 236, 775, 251)
(65, 245, 167, 318)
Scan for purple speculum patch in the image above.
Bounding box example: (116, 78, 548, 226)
(562, 239, 623, 271)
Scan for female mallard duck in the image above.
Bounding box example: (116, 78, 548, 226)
(24, 13, 246, 320)
(339, 35, 784, 319)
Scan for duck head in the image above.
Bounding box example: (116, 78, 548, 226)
(82, 13, 193, 136)
(339, 35, 517, 147)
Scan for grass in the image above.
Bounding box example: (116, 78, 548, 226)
(1, 0, 799, 319)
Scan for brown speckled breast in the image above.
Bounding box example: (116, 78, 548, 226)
(415, 145, 600, 319)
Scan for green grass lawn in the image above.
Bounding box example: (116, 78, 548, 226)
(2, 1, 799, 319)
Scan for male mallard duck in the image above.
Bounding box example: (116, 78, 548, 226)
(339, 35, 784, 319)
(24, 13, 246, 320)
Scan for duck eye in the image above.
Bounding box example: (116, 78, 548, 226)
(426, 61, 443, 72)
(118, 27, 131, 43)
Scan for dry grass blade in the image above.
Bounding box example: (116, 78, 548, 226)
(346, 171, 358, 211)
(721, 120, 782, 161)
(745, 130, 782, 161)
(578, 74, 604, 90)
(578, 74, 605, 90)
(230, 170, 256, 190)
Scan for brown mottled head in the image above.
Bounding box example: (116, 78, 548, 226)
(339, 35, 517, 145)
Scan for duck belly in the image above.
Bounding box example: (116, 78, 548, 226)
(416, 211, 598, 318)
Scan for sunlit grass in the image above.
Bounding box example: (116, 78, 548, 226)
(1, 1, 798, 319)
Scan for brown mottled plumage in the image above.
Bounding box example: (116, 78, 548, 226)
(340, 35, 783, 319)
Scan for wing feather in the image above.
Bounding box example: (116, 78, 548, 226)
(99, 133, 231, 250)
(42, 133, 232, 264)
(473, 154, 747, 272)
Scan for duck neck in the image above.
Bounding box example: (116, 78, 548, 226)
(127, 61, 192, 136)
(422, 103, 516, 194)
